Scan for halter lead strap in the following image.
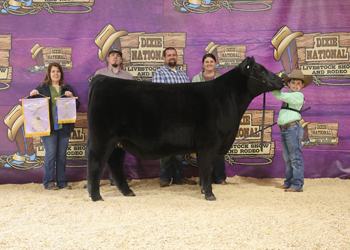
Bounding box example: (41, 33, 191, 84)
(243, 70, 272, 151)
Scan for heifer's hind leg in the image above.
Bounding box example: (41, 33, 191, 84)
(87, 144, 114, 201)
(87, 153, 104, 201)
(108, 148, 135, 197)
(197, 150, 217, 201)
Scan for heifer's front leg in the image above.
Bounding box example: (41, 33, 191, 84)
(108, 148, 135, 197)
(197, 151, 217, 201)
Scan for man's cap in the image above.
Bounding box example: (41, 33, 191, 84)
(107, 48, 122, 57)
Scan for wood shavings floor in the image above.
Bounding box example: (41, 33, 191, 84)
(0, 176, 349, 249)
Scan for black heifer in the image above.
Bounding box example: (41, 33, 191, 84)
(87, 57, 284, 201)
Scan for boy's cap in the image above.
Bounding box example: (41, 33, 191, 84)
(281, 70, 313, 88)
(107, 49, 122, 57)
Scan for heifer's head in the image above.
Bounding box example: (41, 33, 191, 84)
(238, 57, 284, 97)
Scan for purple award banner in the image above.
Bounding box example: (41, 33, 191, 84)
(57, 98, 77, 124)
(22, 98, 50, 137)
(0, 0, 350, 184)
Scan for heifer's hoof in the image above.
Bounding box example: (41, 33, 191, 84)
(91, 195, 103, 202)
(205, 193, 216, 201)
(92, 198, 104, 202)
(201, 188, 205, 194)
(125, 191, 136, 197)
(122, 188, 135, 196)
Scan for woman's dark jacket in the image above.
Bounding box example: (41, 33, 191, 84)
(30, 83, 80, 133)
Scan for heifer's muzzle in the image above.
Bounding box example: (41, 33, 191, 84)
(248, 74, 273, 87)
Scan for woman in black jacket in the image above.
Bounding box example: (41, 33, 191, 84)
(30, 62, 80, 190)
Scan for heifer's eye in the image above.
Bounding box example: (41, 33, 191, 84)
(247, 65, 250, 69)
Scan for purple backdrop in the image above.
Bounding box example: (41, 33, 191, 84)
(1, 0, 350, 184)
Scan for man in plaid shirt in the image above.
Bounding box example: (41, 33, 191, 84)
(152, 47, 196, 187)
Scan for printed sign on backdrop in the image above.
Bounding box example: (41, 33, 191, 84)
(296, 32, 350, 85)
(0, 34, 12, 90)
(307, 122, 339, 147)
(22, 98, 51, 137)
(28, 45, 73, 73)
(225, 110, 275, 165)
(121, 32, 187, 80)
(205, 42, 246, 70)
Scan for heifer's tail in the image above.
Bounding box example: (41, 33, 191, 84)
(87, 75, 105, 123)
(87, 75, 100, 116)
(86, 75, 102, 159)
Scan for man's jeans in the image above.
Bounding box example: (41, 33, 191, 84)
(41, 130, 70, 188)
(159, 155, 184, 183)
(280, 123, 304, 190)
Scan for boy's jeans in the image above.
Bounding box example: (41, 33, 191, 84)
(280, 123, 304, 190)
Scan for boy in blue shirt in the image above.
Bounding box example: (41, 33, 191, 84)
(272, 70, 312, 192)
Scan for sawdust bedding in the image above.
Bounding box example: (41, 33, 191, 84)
(0, 176, 349, 249)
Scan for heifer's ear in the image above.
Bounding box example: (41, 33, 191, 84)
(246, 57, 256, 71)
(241, 57, 250, 69)
(245, 56, 255, 66)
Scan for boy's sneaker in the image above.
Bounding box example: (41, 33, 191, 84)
(284, 187, 303, 192)
(45, 182, 59, 190)
(276, 184, 289, 189)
